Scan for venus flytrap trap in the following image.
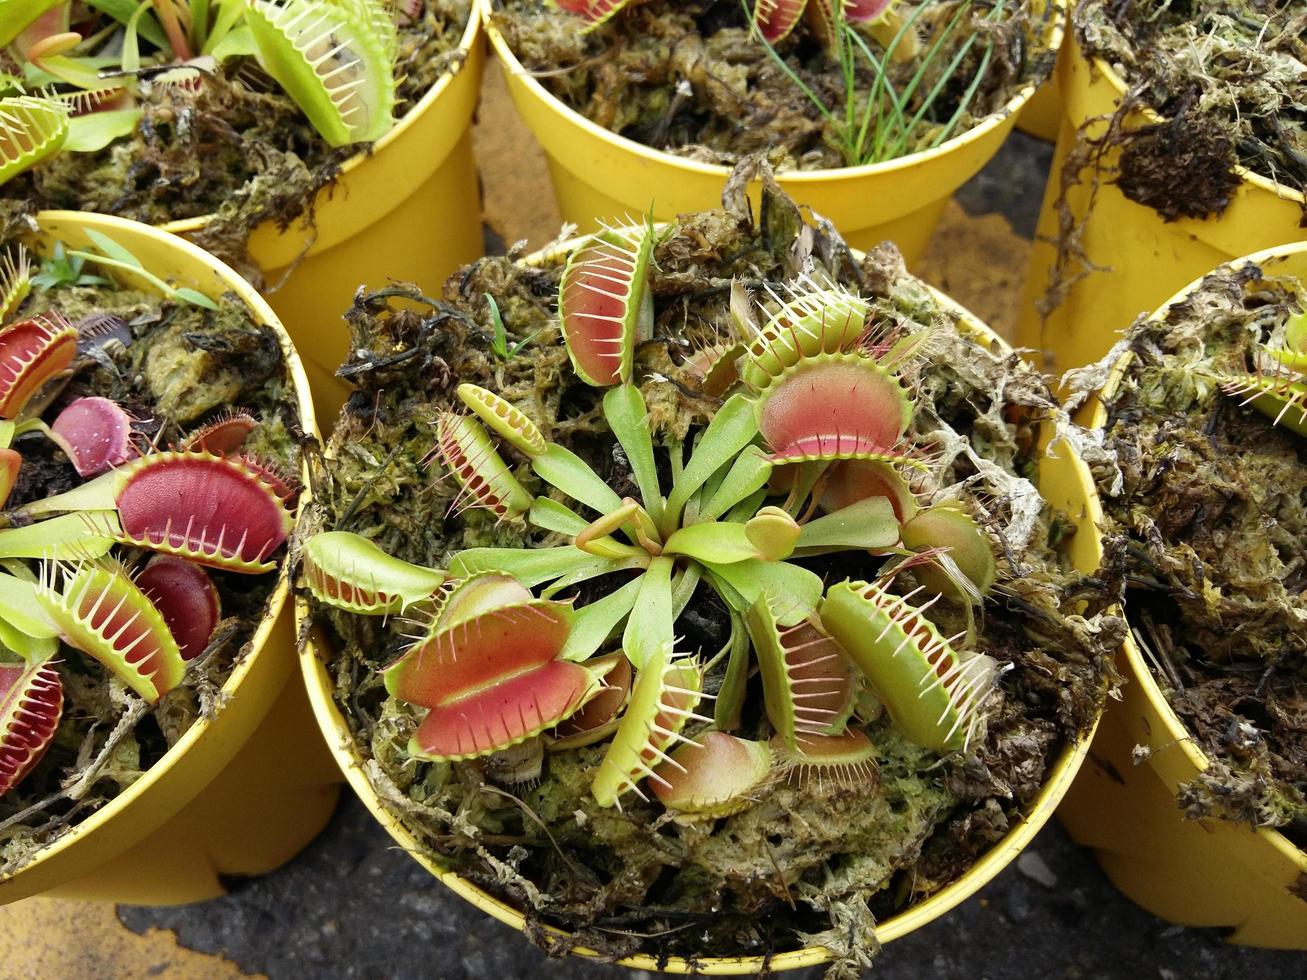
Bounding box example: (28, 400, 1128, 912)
(1219, 309, 1307, 439)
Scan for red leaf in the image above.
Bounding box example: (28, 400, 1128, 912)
(384, 597, 573, 709)
(115, 452, 295, 572)
(50, 396, 137, 477)
(757, 356, 912, 462)
(754, 0, 806, 42)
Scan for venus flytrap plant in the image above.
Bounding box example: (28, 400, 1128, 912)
(305, 222, 1019, 823)
(0, 239, 299, 799)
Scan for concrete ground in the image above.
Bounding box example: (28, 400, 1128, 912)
(1, 61, 1304, 980)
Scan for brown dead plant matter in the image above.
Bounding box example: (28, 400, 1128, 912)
(1076, 0, 1307, 215)
(1072, 263, 1307, 843)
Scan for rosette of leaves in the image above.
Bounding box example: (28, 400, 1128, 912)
(0, 233, 300, 857)
(301, 172, 1116, 968)
(0, 0, 401, 191)
(307, 217, 1009, 817)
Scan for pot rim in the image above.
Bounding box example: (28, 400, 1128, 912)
(1074, 29, 1304, 205)
(0, 210, 318, 879)
(1081, 239, 1307, 865)
(480, 0, 1067, 184)
(162, 5, 484, 236)
(297, 233, 1106, 973)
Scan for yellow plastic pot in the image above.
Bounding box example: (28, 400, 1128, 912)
(297, 241, 1108, 972)
(482, 0, 1064, 265)
(1057, 242, 1307, 950)
(164, 11, 486, 426)
(0, 212, 340, 907)
(1016, 31, 1306, 372)
(1013, 1, 1066, 142)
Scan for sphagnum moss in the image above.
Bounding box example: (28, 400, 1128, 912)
(301, 169, 1119, 972)
(1072, 262, 1307, 838)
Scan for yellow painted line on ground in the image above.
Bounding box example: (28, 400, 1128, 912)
(0, 898, 260, 979)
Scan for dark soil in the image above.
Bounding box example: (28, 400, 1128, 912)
(1075, 0, 1307, 214)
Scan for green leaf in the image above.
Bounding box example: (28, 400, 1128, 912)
(84, 229, 143, 269)
(0, 0, 62, 48)
(560, 576, 642, 661)
(698, 446, 773, 523)
(485, 292, 507, 359)
(449, 546, 600, 588)
(0, 421, 14, 450)
(531, 443, 624, 516)
(602, 385, 664, 524)
(83, 0, 169, 48)
(795, 496, 899, 552)
(208, 23, 256, 60)
(172, 286, 219, 310)
(663, 521, 760, 565)
(21, 466, 121, 516)
(65, 109, 143, 153)
(0, 512, 120, 560)
(702, 558, 822, 626)
(0, 570, 59, 639)
(528, 497, 590, 536)
(714, 609, 749, 730)
(622, 555, 673, 669)
(671, 562, 701, 617)
(0, 616, 57, 661)
(664, 394, 758, 533)
(540, 556, 643, 597)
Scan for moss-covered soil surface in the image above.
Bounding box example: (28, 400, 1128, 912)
(0, 1, 470, 274)
(1074, 263, 1307, 842)
(1075, 0, 1306, 219)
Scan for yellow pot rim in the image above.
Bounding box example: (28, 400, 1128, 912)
(1084, 239, 1307, 869)
(162, 6, 483, 237)
(1079, 36, 1304, 205)
(298, 239, 1103, 973)
(3, 210, 318, 877)
(480, 0, 1066, 184)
